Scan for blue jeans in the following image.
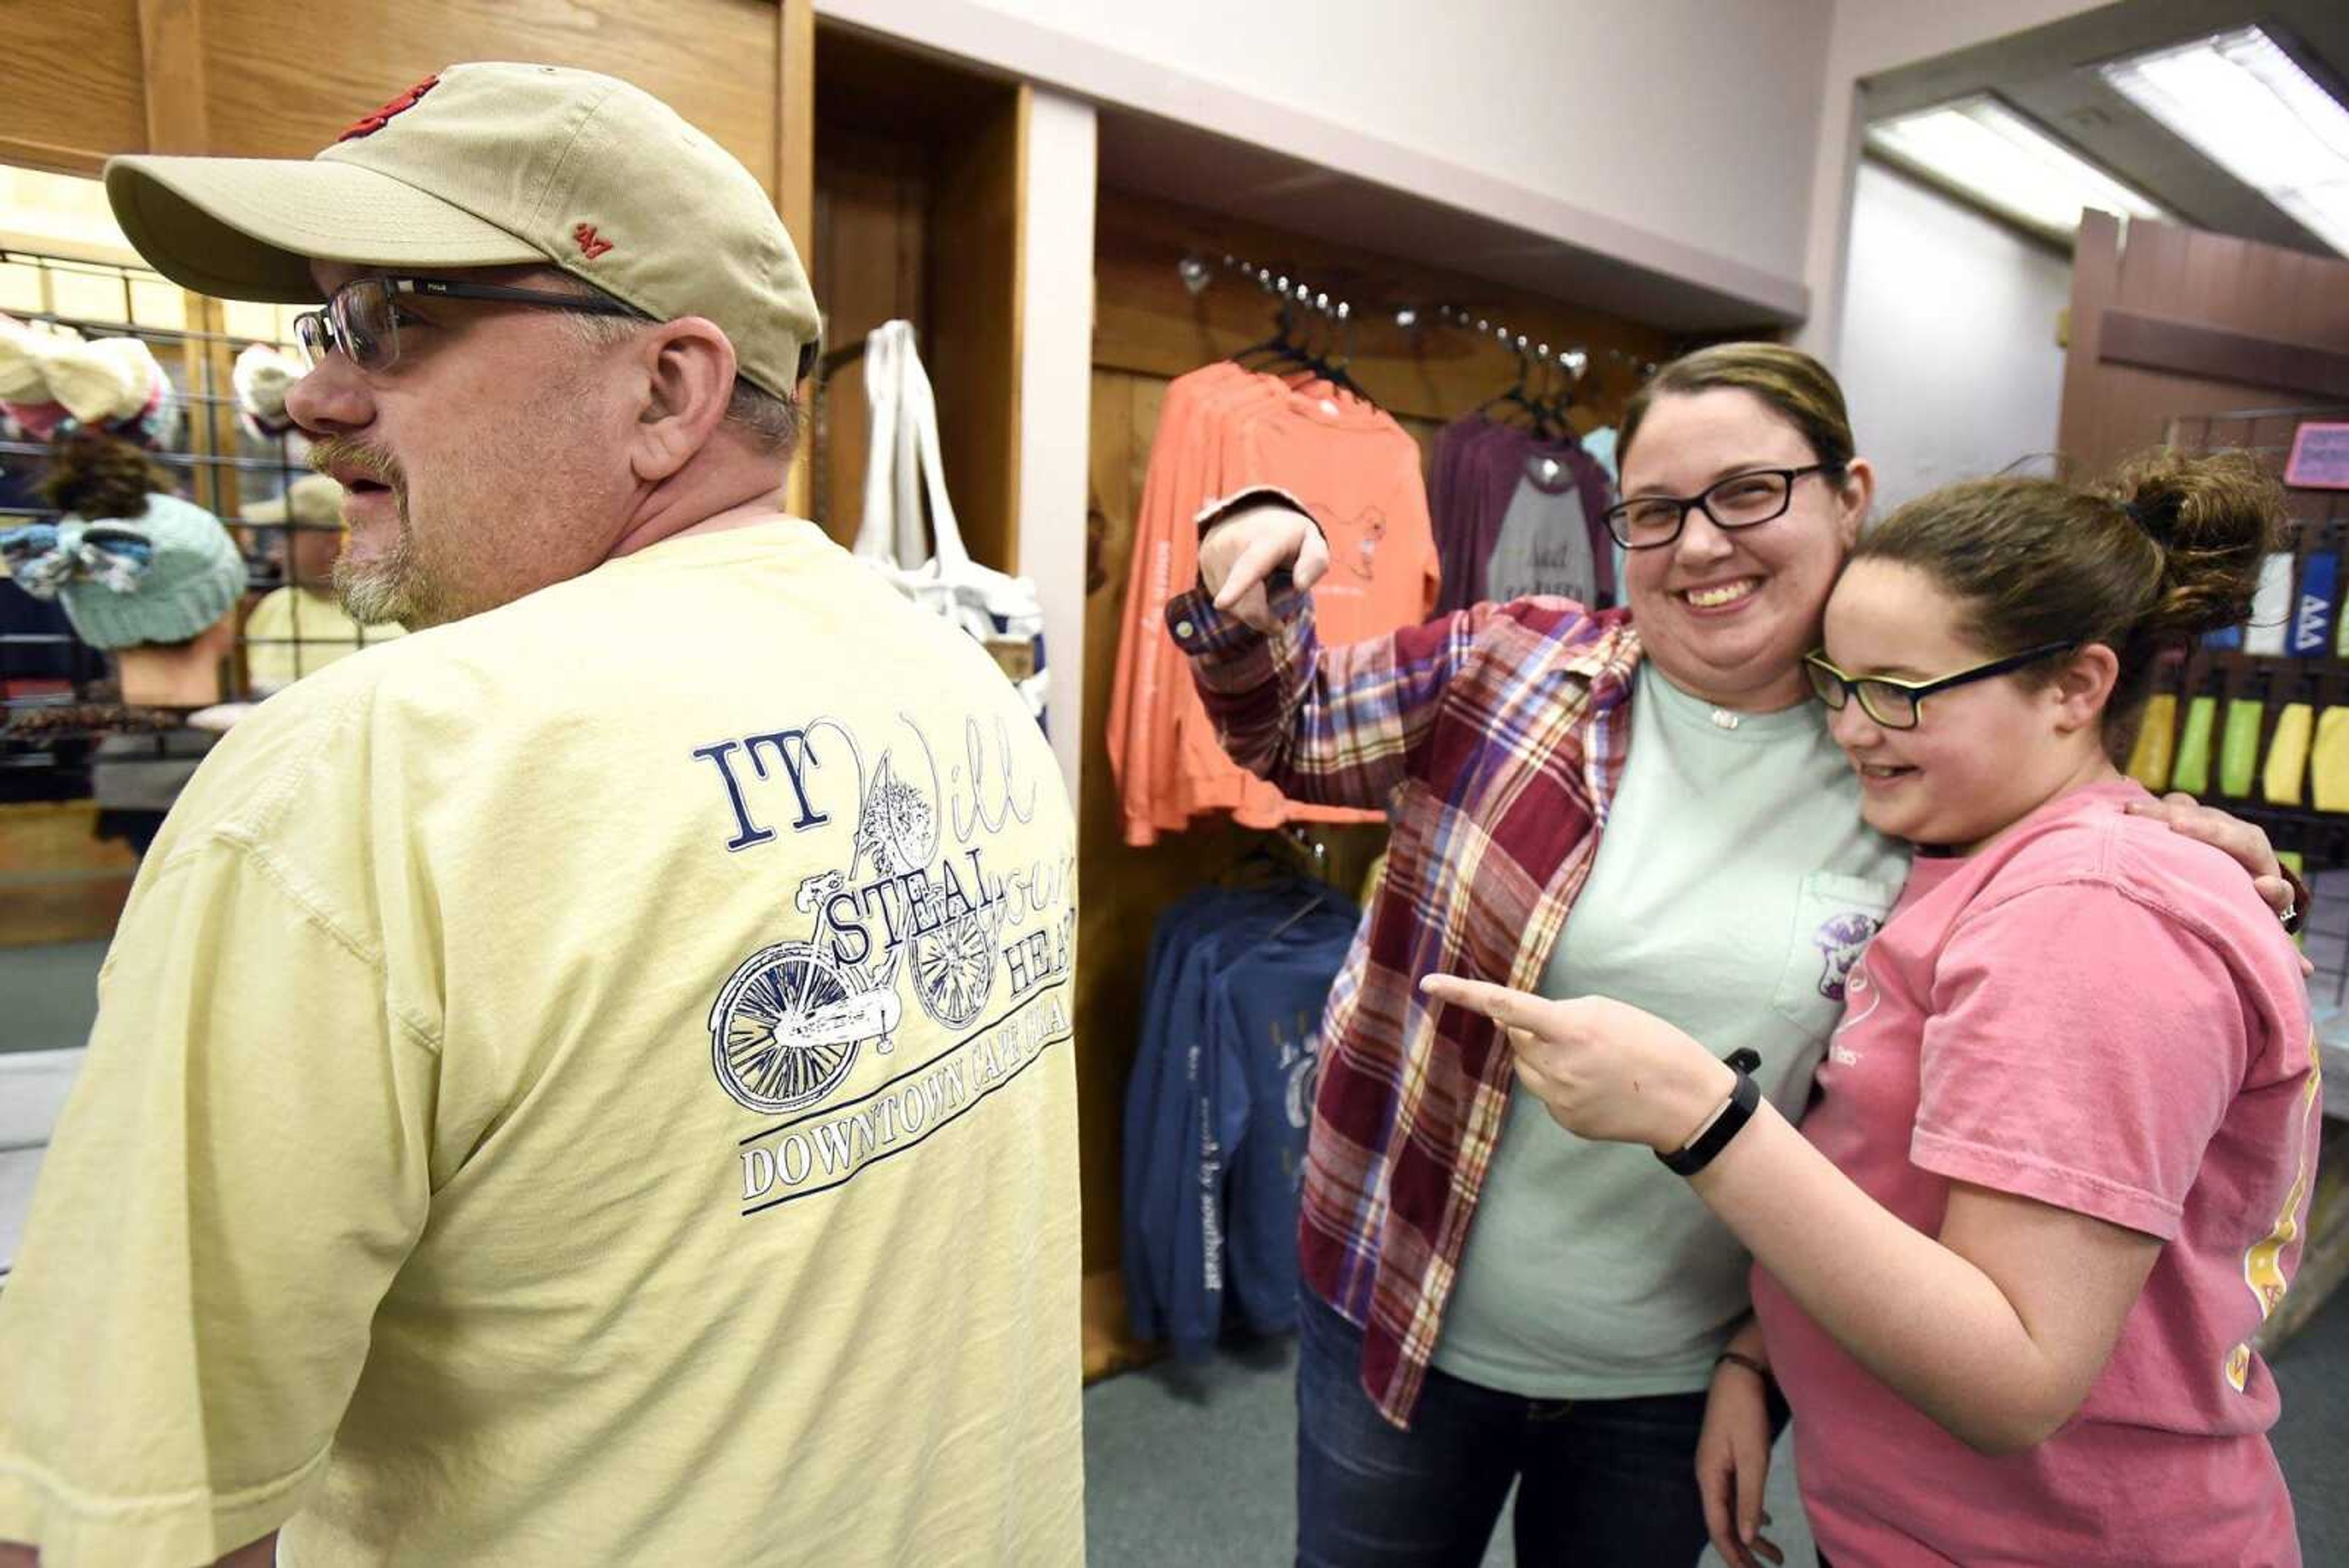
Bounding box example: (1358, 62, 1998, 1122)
(1295, 1289, 1722, 1567)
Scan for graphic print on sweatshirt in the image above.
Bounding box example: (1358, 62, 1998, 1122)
(1343, 507, 1388, 581)
(692, 711, 1075, 1214)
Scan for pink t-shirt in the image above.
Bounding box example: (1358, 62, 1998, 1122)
(1753, 779, 2320, 1567)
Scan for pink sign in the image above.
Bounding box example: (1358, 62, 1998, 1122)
(2285, 422, 2349, 489)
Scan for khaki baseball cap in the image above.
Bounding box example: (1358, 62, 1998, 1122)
(102, 62, 822, 398)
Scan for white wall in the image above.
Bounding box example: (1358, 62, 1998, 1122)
(1016, 87, 1096, 795)
(827, 0, 2113, 349)
(820, 0, 1833, 318)
(1838, 160, 2069, 510)
(1798, 0, 2106, 361)
(963, 0, 1836, 289)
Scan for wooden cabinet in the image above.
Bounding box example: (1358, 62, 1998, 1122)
(806, 24, 1024, 568)
(2, 0, 787, 185)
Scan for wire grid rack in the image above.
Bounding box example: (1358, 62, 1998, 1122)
(1, 248, 395, 790)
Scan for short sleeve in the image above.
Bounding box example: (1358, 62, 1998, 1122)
(0, 838, 436, 1566)
(1911, 882, 2246, 1241)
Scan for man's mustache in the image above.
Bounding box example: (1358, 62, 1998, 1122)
(307, 437, 405, 491)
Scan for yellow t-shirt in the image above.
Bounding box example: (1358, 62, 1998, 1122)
(0, 519, 1083, 1568)
(240, 585, 406, 692)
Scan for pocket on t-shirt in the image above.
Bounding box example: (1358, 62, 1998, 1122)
(1768, 871, 1899, 1037)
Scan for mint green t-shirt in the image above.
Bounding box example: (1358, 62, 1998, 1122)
(1431, 664, 1908, 1399)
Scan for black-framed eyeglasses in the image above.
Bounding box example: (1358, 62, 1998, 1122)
(1602, 464, 1838, 549)
(291, 275, 643, 374)
(1803, 641, 2077, 730)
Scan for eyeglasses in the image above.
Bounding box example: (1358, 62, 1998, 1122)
(291, 275, 643, 374)
(1601, 464, 1838, 549)
(1803, 641, 2077, 729)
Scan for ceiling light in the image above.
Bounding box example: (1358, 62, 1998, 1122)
(2100, 26, 2349, 258)
(1865, 95, 2169, 243)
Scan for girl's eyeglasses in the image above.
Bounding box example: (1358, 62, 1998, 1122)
(1803, 641, 2077, 729)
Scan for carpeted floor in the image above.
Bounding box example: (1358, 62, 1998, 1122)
(1084, 1286, 2349, 1566)
(0, 939, 105, 1055)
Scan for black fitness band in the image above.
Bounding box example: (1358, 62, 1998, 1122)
(1657, 1048, 1763, 1177)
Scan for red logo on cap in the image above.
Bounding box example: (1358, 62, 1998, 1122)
(336, 75, 440, 143)
(573, 223, 615, 259)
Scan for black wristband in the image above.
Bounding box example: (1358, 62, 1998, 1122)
(1657, 1049, 1763, 1177)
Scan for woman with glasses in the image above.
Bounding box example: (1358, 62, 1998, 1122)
(1426, 450, 2314, 1568)
(1170, 344, 2294, 1567)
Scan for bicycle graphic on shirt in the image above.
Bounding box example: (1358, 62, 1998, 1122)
(709, 720, 1004, 1116)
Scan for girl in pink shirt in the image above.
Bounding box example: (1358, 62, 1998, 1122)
(1425, 450, 2320, 1567)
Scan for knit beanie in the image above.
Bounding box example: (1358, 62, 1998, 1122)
(0, 314, 75, 401)
(0, 314, 77, 435)
(232, 343, 303, 439)
(0, 492, 247, 648)
(43, 335, 165, 426)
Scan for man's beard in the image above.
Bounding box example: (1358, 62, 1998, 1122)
(309, 437, 448, 628)
(331, 515, 440, 627)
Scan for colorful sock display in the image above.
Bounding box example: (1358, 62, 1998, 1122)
(2128, 693, 2178, 794)
(2172, 695, 2217, 796)
(2312, 708, 2349, 812)
(2219, 697, 2265, 797)
(2244, 553, 2293, 656)
(2264, 702, 2313, 806)
(2293, 551, 2338, 655)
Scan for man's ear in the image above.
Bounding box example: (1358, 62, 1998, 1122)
(628, 317, 737, 483)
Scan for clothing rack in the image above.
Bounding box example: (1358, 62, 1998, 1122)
(1408, 303, 1590, 385)
(1408, 303, 1660, 388)
(1176, 250, 1655, 392)
(1178, 252, 1357, 333)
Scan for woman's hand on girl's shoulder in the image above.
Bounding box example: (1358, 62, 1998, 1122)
(2124, 792, 2310, 973)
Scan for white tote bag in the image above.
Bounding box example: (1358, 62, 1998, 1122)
(853, 320, 1049, 724)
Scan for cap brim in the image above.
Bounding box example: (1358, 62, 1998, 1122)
(104, 156, 543, 304)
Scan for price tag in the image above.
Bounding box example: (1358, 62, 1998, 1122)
(2284, 423, 2349, 490)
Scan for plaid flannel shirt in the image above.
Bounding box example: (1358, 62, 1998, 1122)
(1166, 578, 1644, 1427)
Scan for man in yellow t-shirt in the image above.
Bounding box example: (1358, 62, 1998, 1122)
(239, 473, 405, 691)
(0, 64, 1081, 1568)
